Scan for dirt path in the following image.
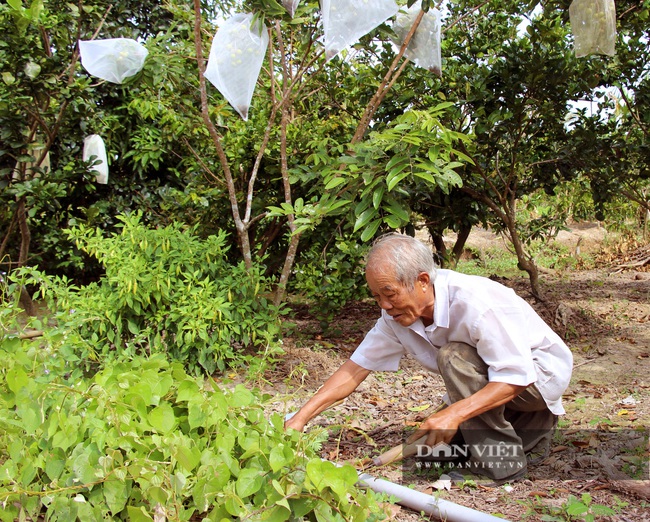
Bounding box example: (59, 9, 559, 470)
(268, 226, 650, 521)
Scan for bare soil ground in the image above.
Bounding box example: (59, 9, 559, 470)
(266, 224, 650, 521)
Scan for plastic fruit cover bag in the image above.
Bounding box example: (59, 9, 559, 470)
(78, 38, 149, 84)
(205, 13, 269, 121)
(569, 0, 616, 57)
(392, 5, 442, 76)
(282, 0, 300, 17)
(321, 0, 399, 61)
(83, 135, 109, 184)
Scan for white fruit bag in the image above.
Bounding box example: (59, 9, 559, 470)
(204, 14, 269, 121)
(83, 135, 109, 184)
(392, 5, 442, 76)
(282, 0, 300, 17)
(321, 0, 399, 61)
(78, 38, 149, 84)
(569, 0, 616, 58)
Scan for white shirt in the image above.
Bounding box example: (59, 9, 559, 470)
(350, 269, 573, 415)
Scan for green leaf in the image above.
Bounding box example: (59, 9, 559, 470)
(372, 186, 385, 209)
(174, 444, 201, 472)
(6, 367, 29, 394)
(361, 219, 382, 242)
(0, 460, 17, 482)
(386, 154, 408, 171)
(147, 403, 176, 433)
(451, 148, 475, 164)
(17, 401, 41, 434)
(230, 385, 254, 407)
(324, 176, 346, 190)
(73, 451, 98, 485)
(7, 0, 23, 12)
(386, 169, 410, 192)
(127, 320, 139, 335)
(383, 214, 403, 228)
(353, 208, 377, 233)
(269, 444, 294, 472)
(45, 454, 66, 481)
(413, 169, 439, 185)
(188, 402, 207, 430)
(236, 467, 264, 497)
(565, 502, 589, 516)
(326, 463, 358, 499)
(19, 461, 37, 486)
(261, 504, 291, 521)
(386, 200, 409, 222)
(104, 478, 130, 514)
(126, 506, 154, 522)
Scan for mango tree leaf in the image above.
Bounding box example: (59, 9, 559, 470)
(353, 207, 377, 233)
(386, 168, 411, 192)
(324, 176, 346, 190)
(372, 185, 385, 209)
(361, 218, 382, 241)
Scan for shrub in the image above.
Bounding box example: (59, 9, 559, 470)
(21, 212, 284, 375)
(0, 333, 389, 521)
(291, 237, 369, 329)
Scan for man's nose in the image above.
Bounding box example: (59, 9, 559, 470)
(378, 297, 393, 310)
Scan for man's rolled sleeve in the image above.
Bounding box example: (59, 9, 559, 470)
(350, 317, 405, 371)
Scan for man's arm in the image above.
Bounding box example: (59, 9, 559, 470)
(407, 382, 526, 445)
(284, 359, 371, 432)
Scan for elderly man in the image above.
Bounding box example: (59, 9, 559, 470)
(285, 233, 573, 484)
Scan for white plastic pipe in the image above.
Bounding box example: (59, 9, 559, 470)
(357, 471, 510, 522)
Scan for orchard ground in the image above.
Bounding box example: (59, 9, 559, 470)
(258, 223, 650, 521)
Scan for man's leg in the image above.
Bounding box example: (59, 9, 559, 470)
(437, 342, 554, 482)
(506, 390, 558, 464)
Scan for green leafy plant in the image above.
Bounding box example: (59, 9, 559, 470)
(0, 334, 390, 521)
(291, 236, 369, 330)
(20, 212, 284, 375)
(524, 493, 617, 521)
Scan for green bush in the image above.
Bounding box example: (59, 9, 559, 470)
(0, 334, 389, 521)
(291, 237, 369, 329)
(21, 212, 284, 375)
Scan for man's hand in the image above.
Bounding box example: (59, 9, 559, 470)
(282, 360, 370, 432)
(407, 409, 461, 446)
(406, 382, 528, 446)
(284, 414, 306, 433)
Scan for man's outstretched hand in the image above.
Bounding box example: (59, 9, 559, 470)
(284, 414, 306, 432)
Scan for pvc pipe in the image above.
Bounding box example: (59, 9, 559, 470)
(357, 471, 510, 522)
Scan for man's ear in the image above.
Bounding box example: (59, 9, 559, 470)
(417, 272, 431, 286)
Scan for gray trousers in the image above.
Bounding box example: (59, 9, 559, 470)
(436, 342, 557, 480)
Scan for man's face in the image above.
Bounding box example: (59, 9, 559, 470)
(366, 266, 434, 327)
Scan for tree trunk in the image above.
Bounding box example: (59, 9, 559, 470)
(460, 183, 542, 298)
(429, 230, 448, 267)
(273, 25, 300, 307)
(428, 224, 472, 270)
(450, 225, 472, 269)
(506, 214, 541, 299)
(16, 196, 35, 316)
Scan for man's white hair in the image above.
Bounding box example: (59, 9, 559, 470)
(365, 233, 438, 289)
